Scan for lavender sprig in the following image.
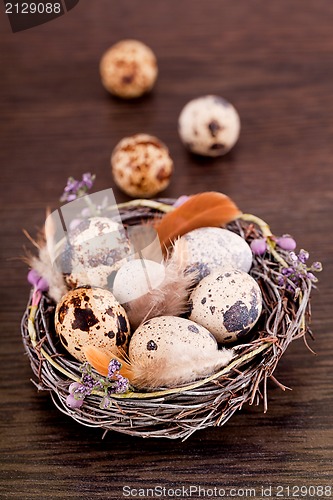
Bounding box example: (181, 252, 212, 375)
(65, 359, 130, 410)
(277, 248, 322, 291)
(60, 173, 96, 203)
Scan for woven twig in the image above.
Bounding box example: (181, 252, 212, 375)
(21, 199, 313, 440)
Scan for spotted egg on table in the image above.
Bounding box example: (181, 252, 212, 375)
(55, 287, 130, 362)
(189, 269, 262, 344)
(178, 95, 240, 157)
(178, 227, 253, 282)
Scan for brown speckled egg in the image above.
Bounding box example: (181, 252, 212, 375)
(55, 287, 130, 362)
(111, 134, 173, 198)
(189, 269, 262, 344)
(100, 39, 158, 99)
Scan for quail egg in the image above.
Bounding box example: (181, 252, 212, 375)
(111, 134, 174, 198)
(179, 227, 253, 282)
(55, 287, 130, 362)
(128, 316, 233, 388)
(100, 39, 158, 99)
(62, 217, 131, 276)
(113, 258, 165, 304)
(189, 269, 262, 343)
(178, 95, 240, 156)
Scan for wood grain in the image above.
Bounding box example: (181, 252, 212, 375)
(1, 1, 332, 498)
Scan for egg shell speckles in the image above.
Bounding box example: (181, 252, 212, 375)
(129, 316, 217, 363)
(178, 95, 240, 157)
(189, 269, 262, 344)
(63, 217, 131, 278)
(111, 134, 174, 198)
(180, 227, 253, 281)
(100, 39, 158, 99)
(55, 287, 130, 362)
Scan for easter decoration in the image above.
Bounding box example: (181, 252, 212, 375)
(178, 95, 241, 156)
(111, 134, 174, 198)
(22, 173, 322, 440)
(100, 40, 158, 99)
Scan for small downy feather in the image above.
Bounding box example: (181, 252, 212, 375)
(155, 191, 241, 250)
(83, 345, 234, 390)
(123, 238, 197, 329)
(25, 210, 67, 302)
(127, 347, 234, 389)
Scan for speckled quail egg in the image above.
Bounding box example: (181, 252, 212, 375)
(55, 287, 130, 362)
(113, 259, 165, 304)
(178, 95, 240, 156)
(178, 227, 253, 282)
(128, 316, 233, 389)
(100, 39, 158, 99)
(111, 134, 174, 198)
(62, 217, 131, 287)
(189, 269, 262, 344)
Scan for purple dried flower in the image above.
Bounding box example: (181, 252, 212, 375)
(276, 235, 297, 251)
(100, 396, 112, 409)
(311, 261, 323, 272)
(307, 272, 318, 282)
(27, 270, 49, 292)
(27, 269, 40, 286)
(36, 277, 49, 292)
(107, 374, 129, 395)
(60, 173, 96, 203)
(250, 238, 267, 255)
(81, 374, 96, 393)
(66, 394, 84, 409)
(69, 382, 83, 394)
(298, 249, 309, 264)
(115, 375, 129, 394)
(107, 359, 122, 379)
(82, 173, 95, 189)
(289, 252, 298, 262)
(278, 247, 322, 292)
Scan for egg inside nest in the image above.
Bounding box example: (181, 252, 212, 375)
(189, 269, 263, 344)
(55, 287, 130, 363)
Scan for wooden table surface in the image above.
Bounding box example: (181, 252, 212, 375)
(1, 1, 332, 498)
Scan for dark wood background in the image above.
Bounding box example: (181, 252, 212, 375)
(1, 1, 332, 498)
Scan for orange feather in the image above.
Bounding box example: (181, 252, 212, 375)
(83, 346, 133, 380)
(155, 192, 241, 250)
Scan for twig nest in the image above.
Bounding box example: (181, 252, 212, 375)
(111, 134, 174, 198)
(189, 269, 262, 343)
(178, 95, 240, 156)
(55, 287, 130, 362)
(99, 40, 158, 98)
(179, 227, 253, 282)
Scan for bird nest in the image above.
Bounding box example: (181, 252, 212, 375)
(21, 198, 315, 440)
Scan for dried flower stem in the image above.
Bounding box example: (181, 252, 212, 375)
(240, 213, 288, 268)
